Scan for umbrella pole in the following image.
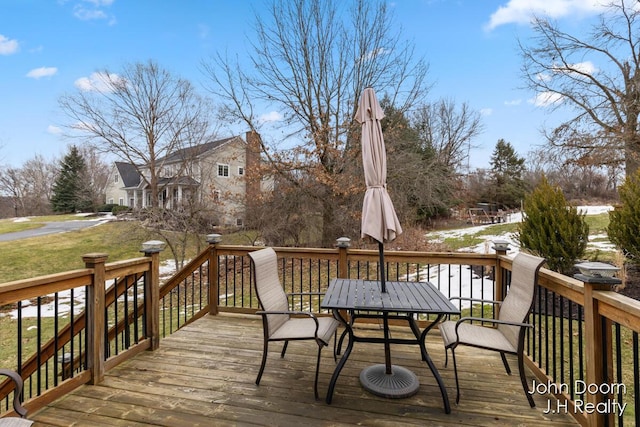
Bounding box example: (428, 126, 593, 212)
(378, 241, 386, 293)
(378, 240, 392, 374)
(383, 312, 392, 374)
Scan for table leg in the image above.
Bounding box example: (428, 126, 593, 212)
(326, 309, 354, 404)
(407, 315, 425, 361)
(383, 312, 392, 374)
(418, 314, 451, 414)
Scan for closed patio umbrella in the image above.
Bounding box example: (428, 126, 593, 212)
(355, 88, 417, 398)
(355, 87, 402, 293)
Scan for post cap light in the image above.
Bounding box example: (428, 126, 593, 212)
(336, 237, 351, 248)
(206, 233, 222, 244)
(141, 240, 166, 253)
(492, 239, 511, 251)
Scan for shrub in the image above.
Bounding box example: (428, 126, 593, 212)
(112, 205, 131, 215)
(608, 170, 640, 263)
(518, 176, 589, 274)
(97, 203, 118, 212)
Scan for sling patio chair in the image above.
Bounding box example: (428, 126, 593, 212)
(0, 369, 33, 426)
(439, 252, 545, 407)
(248, 247, 339, 400)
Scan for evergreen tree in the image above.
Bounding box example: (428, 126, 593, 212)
(487, 139, 526, 208)
(518, 176, 589, 274)
(608, 170, 640, 263)
(51, 146, 93, 213)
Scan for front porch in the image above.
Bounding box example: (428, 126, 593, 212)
(29, 313, 577, 426)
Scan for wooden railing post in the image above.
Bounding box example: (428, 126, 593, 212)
(207, 234, 222, 315)
(579, 274, 618, 427)
(141, 240, 165, 351)
(83, 253, 108, 385)
(336, 237, 351, 279)
(492, 241, 511, 318)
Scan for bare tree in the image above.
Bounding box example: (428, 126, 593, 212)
(202, 0, 429, 246)
(59, 60, 215, 208)
(0, 167, 25, 217)
(411, 99, 483, 172)
(525, 146, 619, 201)
(520, 0, 640, 175)
(22, 155, 58, 211)
(0, 155, 58, 216)
(77, 144, 110, 208)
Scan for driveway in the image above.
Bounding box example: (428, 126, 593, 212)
(0, 219, 109, 242)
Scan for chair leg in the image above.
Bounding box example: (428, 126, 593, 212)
(444, 347, 449, 367)
(256, 339, 269, 386)
(500, 352, 512, 375)
(280, 341, 289, 358)
(451, 348, 460, 404)
(314, 345, 322, 400)
(518, 352, 536, 407)
(333, 330, 338, 361)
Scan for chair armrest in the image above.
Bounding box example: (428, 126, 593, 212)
(256, 310, 317, 318)
(0, 368, 28, 418)
(449, 296, 502, 306)
(256, 310, 320, 335)
(454, 316, 532, 332)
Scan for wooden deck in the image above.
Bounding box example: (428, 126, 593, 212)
(29, 313, 579, 426)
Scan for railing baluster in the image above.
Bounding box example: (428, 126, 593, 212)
(633, 332, 639, 426)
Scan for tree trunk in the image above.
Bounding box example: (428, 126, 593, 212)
(321, 197, 335, 248)
(625, 133, 640, 177)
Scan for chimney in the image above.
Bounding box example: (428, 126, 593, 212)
(245, 130, 262, 209)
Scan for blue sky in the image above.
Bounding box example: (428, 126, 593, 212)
(0, 0, 608, 169)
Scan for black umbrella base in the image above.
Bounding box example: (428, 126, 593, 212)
(359, 364, 420, 398)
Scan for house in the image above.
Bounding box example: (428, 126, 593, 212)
(105, 131, 263, 227)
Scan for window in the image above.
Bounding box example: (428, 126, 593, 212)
(213, 190, 221, 202)
(236, 218, 244, 227)
(238, 166, 244, 176)
(217, 164, 229, 177)
(119, 198, 124, 206)
(114, 174, 119, 183)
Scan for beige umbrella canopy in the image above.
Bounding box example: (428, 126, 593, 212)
(355, 87, 402, 292)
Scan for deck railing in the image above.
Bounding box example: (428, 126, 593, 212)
(1, 235, 639, 427)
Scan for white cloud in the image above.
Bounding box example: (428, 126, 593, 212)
(529, 91, 564, 107)
(26, 67, 58, 79)
(360, 47, 391, 62)
(554, 60, 597, 75)
(0, 34, 19, 55)
(74, 72, 123, 92)
(47, 125, 63, 135)
(536, 72, 552, 82)
(83, 0, 114, 5)
(74, 6, 107, 20)
(480, 108, 493, 116)
(72, 0, 115, 23)
(485, 0, 607, 31)
(259, 111, 284, 123)
(504, 99, 522, 106)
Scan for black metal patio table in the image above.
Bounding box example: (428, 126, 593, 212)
(321, 278, 460, 413)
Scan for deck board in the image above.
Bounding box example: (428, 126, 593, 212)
(29, 313, 579, 426)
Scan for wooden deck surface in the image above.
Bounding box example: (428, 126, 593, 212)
(29, 313, 579, 426)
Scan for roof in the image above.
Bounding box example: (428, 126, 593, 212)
(115, 162, 142, 187)
(157, 176, 200, 187)
(157, 136, 241, 164)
